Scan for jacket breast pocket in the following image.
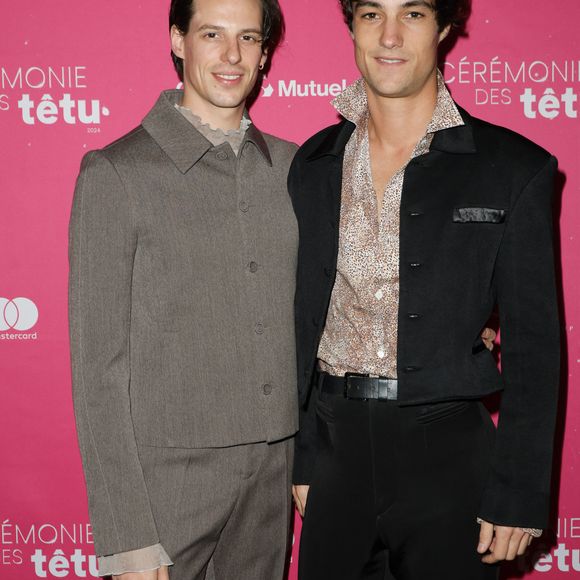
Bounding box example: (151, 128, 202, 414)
(453, 207, 507, 224)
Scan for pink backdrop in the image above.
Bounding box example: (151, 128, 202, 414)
(1, 1, 579, 577)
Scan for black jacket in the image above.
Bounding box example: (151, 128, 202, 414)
(288, 106, 560, 529)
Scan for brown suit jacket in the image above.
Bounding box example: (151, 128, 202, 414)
(69, 90, 299, 556)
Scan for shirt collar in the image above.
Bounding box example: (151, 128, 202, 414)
(175, 105, 253, 136)
(332, 70, 464, 135)
(142, 90, 272, 173)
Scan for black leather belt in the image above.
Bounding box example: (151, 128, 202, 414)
(320, 372, 398, 401)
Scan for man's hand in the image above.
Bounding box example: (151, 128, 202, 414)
(478, 521, 533, 563)
(113, 566, 170, 580)
(481, 327, 496, 351)
(293, 485, 310, 517)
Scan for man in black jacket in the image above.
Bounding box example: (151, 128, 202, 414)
(289, 0, 560, 578)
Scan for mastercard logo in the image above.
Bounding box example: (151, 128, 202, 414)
(0, 298, 39, 331)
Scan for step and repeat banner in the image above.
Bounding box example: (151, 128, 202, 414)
(1, 1, 579, 578)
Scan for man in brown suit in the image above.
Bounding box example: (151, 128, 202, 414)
(68, 0, 298, 578)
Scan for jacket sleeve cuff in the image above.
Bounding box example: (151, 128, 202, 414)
(292, 384, 320, 485)
(478, 480, 551, 530)
(97, 543, 173, 577)
(476, 517, 542, 538)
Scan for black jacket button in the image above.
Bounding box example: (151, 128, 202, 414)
(404, 366, 422, 373)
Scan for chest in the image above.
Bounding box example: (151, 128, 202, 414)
(303, 150, 511, 270)
(131, 149, 298, 277)
(369, 142, 416, 209)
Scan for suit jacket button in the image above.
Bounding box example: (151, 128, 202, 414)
(404, 366, 421, 373)
(263, 384, 273, 395)
(324, 267, 333, 277)
(312, 317, 319, 327)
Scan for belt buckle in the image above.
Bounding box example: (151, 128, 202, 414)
(344, 373, 375, 400)
(380, 377, 398, 401)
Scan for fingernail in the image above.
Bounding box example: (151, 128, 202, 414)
(478, 543, 485, 553)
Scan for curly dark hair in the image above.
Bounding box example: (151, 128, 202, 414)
(169, 0, 285, 81)
(338, 0, 471, 34)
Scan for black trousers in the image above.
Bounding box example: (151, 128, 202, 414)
(298, 386, 500, 580)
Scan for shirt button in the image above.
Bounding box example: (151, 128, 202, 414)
(375, 289, 384, 300)
(263, 384, 273, 395)
(255, 322, 264, 335)
(249, 261, 259, 273)
(239, 200, 250, 212)
(377, 350, 385, 359)
(216, 151, 229, 161)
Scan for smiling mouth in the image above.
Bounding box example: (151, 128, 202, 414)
(376, 58, 406, 64)
(214, 73, 243, 82)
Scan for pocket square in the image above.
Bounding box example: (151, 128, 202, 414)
(453, 207, 507, 224)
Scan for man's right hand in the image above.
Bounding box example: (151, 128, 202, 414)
(293, 485, 310, 517)
(114, 566, 170, 580)
(481, 327, 496, 351)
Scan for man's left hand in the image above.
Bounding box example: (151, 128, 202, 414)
(478, 520, 533, 563)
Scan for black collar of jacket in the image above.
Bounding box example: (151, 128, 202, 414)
(142, 89, 272, 173)
(305, 104, 477, 161)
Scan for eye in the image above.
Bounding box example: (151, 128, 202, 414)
(203, 31, 219, 39)
(361, 11, 380, 20)
(241, 34, 262, 43)
(405, 11, 425, 19)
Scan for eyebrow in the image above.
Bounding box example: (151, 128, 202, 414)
(403, 0, 436, 10)
(354, 0, 436, 11)
(240, 28, 264, 35)
(353, 1, 383, 9)
(196, 24, 263, 35)
(196, 24, 225, 32)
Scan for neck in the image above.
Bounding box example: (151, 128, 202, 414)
(366, 73, 438, 149)
(180, 93, 245, 132)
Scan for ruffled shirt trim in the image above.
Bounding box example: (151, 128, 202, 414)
(97, 543, 173, 577)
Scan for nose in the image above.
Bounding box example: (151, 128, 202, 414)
(380, 19, 403, 49)
(222, 37, 242, 65)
